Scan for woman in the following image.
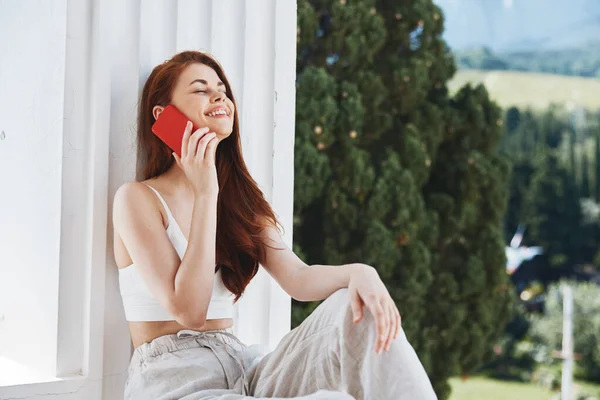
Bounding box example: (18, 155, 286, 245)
(113, 51, 437, 400)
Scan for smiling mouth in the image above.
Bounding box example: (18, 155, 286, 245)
(206, 109, 230, 118)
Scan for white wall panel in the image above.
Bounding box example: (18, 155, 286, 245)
(102, 1, 143, 395)
(139, 0, 178, 73)
(270, 0, 298, 351)
(0, 0, 296, 398)
(0, 0, 68, 379)
(235, 0, 277, 348)
(56, 0, 93, 377)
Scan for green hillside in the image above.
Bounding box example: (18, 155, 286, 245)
(448, 69, 600, 111)
(449, 376, 600, 400)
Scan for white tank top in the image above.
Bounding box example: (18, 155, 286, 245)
(118, 184, 234, 322)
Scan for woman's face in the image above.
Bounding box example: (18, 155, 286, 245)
(154, 63, 235, 139)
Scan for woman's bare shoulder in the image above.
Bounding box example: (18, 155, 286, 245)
(114, 180, 150, 205)
(113, 181, 160, 230)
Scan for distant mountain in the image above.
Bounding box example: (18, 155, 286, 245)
(454, 43, 600, 78)
(434, 0, 600, 52)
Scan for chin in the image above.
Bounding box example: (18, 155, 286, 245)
(215, 129, 233, 139)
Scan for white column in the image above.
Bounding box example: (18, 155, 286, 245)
(0, 0, 297, 398)
(561, 284, 574, 400)
(269, 0, 298, 350)
(0, 0, 68, 378)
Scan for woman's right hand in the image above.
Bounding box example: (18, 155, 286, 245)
(172, 121, 219, 197)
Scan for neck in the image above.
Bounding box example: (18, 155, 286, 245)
(160, 162, 194, 193)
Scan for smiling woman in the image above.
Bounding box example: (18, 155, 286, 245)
(115, 51, 279, 349)
(111, 50, 438, 399)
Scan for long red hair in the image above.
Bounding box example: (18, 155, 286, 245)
(137, 51, 281, 301)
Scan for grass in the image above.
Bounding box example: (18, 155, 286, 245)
(577, 379, 600, 397)
(448, 69, 600, 111)
(449, 377, 553, 400)
(449, 376, 600, 400)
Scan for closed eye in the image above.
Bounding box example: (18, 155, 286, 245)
(192, 88, 229, 97)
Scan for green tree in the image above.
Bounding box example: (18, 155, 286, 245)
(539, 106, 566, 150)
(505, 106, 521, 136)
(500, 106, 600, 281)
(515, 111, 540, 156)
(521, 151, 584, 267)
(595, 126, 600, 203)
(503, 158, 536, 242)
(570, 129, 577, 181)
(582, 151, 591, 198)
(294, 1, 512, 398)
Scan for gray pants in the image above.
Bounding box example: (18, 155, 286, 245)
(125, 289, 438, 400)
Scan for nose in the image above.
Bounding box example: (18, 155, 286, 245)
(211, 91, 225, 103)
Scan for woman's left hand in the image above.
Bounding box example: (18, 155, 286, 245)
(347, 264, 401, 354)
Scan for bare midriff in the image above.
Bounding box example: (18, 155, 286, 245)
(128, 318, 233, 349)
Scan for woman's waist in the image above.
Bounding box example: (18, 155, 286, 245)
(128, 318, 233, 349)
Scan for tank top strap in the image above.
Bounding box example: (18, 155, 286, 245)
(143, 184, 174, 221)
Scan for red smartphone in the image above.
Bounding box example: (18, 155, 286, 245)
(151, 105, 197, 157)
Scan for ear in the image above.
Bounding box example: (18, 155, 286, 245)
(152, 105, 165, 121)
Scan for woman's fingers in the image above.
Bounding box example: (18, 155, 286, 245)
(350, 290, 364, 323)
(362, 295, 404, 353)
(365, 296, 388, 353)
(187, 127, 210, 159)
(395, 306, 402, 339)
(378, 301, 390, 353)
(384, 303, 397, 351)
(181, 121, 194, 158)
(195, 132, 216, 161)
(204, 134, 219, 165)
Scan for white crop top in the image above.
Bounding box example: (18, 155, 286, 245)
(118, 184, 234, 322)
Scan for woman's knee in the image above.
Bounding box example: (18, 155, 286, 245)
(321, 289, 351, 314)
(321, 289, 372, 329)
(325, 289, 387, 333)
(318, 289, 389, 335)
(307, 289, 353, 327)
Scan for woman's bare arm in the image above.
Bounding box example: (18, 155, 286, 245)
(113, 181, 217, 328)
(259, 223, 362, 301)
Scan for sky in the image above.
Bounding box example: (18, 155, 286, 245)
(434, 0, 600, 52)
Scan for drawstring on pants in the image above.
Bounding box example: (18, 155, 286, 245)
(177, 329, 249, 395)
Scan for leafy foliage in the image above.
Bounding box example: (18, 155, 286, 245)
(293, 1, 513, 398)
